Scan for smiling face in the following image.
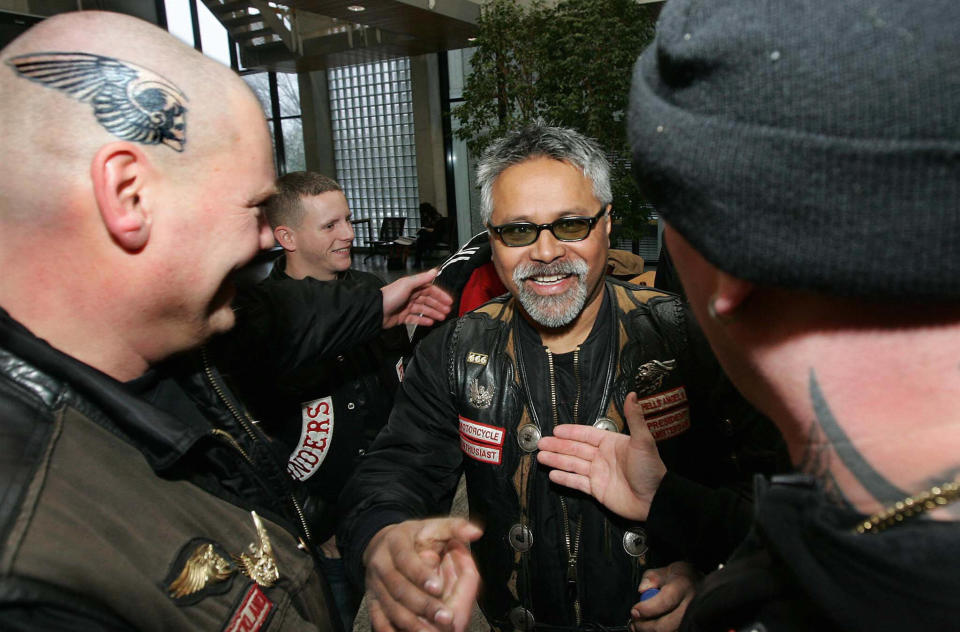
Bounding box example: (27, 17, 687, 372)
(152, 90, 276, 352)
(280, 190, 355, 281)
(489, 156, 611, 330)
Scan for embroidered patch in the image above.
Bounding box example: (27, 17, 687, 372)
(460, 435, 503, 465)
(395, 357, 405, 382)
(223, 583, 274, 632)
(636, 386, 687, 416)
(163, 538, 236, 606)
(466, 351, 489, 366)
(459, 415, 505, 447)
(645, 407, 691, 442)
(287, 396, 334, 482)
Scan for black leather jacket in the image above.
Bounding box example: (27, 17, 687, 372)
(218, 260, 409, 542)
(0, 307, 336, 631)
(340, 280, 788, 630)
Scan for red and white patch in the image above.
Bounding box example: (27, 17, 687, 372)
(223, 584, 273, 632)
(396, 357, 405, 383)
(646, 407, 691, 442)
(637, 386, 687, 415)
(287, 396, 334, 482)
(458, 415, 505, 447)
(460, 435, 503, 465)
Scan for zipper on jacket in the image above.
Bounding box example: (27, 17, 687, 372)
(547, 348, 583, 625)
(201, 347, 313, 547)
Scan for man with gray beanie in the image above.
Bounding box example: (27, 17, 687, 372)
(538, 0, 960, 630)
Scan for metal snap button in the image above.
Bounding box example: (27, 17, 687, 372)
(508, 523, 533, 552)
(623, 528, 648, 557)
(508, 606, 535, 631)
(517, 424, 541, 452)
(593, 416, 618, 432)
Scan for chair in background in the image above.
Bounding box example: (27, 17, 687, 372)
(365, 217, 407, 263)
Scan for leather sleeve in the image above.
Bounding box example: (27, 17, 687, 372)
(337, 321, 464, 590)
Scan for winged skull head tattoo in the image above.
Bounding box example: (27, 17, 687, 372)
(7, 52, 188, 152)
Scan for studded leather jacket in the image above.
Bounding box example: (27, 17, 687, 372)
(340, 280, 788, 631)
(0, 307, 336, 631)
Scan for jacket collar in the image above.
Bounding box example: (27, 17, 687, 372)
(0, 306, 212, 472)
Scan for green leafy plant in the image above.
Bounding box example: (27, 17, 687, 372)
(454, 0, 659, 239)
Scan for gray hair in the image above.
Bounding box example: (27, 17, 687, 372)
(476, 122, 613, 224)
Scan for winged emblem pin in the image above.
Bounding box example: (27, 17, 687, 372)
(167, 543, 235, 599)
(233, 511, 280, 588)
(634, 359, 677, 396)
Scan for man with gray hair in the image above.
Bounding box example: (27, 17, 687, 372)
(339, 122, 786, 632)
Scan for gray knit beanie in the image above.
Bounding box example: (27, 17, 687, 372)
(628, 0, 960, 299)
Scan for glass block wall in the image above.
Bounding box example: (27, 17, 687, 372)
(328, 58, 420, 247)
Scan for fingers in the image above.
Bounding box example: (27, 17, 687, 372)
(363, 523, 452, 631)
(400, 286, 454, 326)
(367, 596, 397, 632)
(404, 268, 439, 289)
(545, 468, 592, 495)
(629, 562, 699, 632)
(638, 566, 666, 593)
(437, 542, 481, 632)
(548, 422, 609, 445)
(624, 392, 659, 450)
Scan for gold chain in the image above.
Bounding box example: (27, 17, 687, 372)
(855, 479, 960, 534)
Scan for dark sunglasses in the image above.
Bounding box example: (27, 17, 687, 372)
(487, 206, 608, 247)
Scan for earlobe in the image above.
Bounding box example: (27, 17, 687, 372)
(711, 272, 754, 319)
(91, 143, 151, 252)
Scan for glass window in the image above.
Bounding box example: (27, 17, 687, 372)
(197, 1, 231, 67)
(164, 0, 195, 48)
(276, 73, 301, 117)
(242, 73, 273, 117)
(328, 56, 420, 247)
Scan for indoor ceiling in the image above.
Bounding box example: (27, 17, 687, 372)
(218, 0, 480, 72)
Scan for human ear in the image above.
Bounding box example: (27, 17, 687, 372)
(711, 271, 754, 318)
(275, 226, 296, 252)
(91, 143, 152, 252)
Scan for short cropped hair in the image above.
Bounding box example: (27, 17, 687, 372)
(265, 171, 342, 229)
(476, 122, 612, 224)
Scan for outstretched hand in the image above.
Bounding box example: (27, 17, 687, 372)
(381, 269, 453, 328)
(363, 517, 483, 632)
(536, 392, 667, 521)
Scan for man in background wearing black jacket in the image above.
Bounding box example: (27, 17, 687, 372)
(217, 171, 452, 631)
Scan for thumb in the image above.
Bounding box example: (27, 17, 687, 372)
(638, 566, 665, 592)
(382, 268, 438, 313)
(624, 392, 655, 443)
(402, 268, 439, 291)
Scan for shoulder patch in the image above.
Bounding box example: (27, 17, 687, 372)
(223, 583, 274, 632)
(163, 538, 236, 606)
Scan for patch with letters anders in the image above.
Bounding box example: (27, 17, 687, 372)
(222, 582, 274, 632)
(287, 396, 334, 482)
